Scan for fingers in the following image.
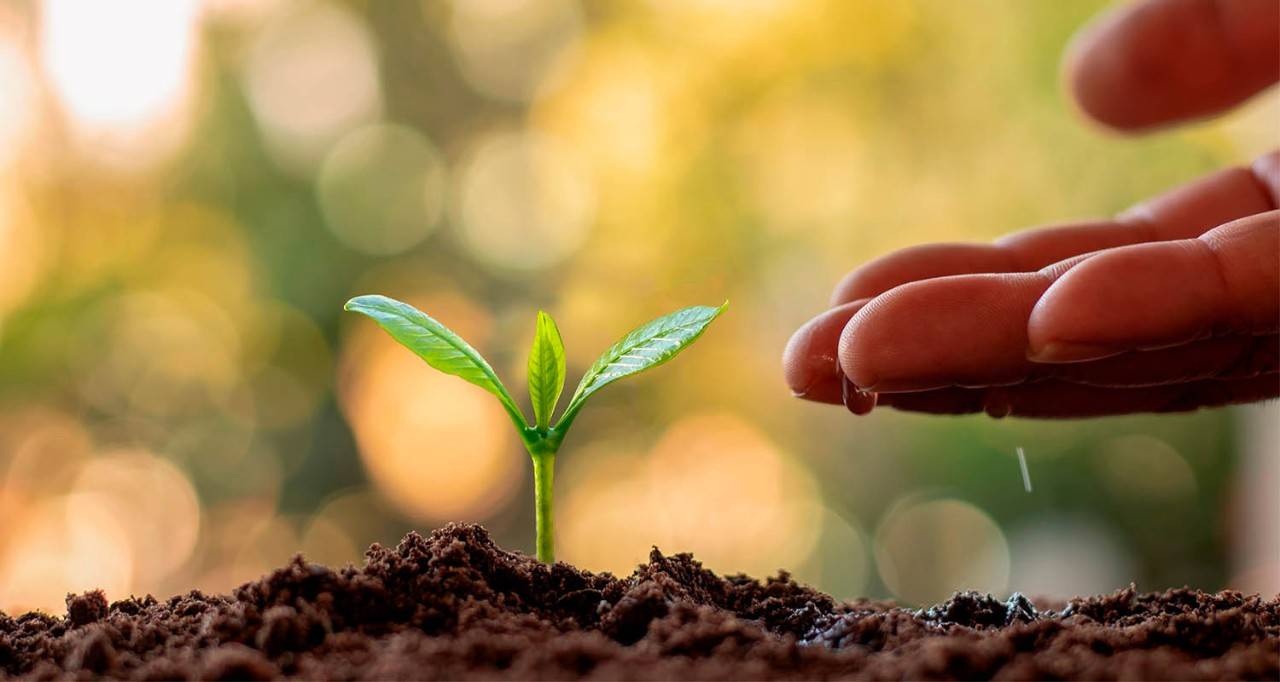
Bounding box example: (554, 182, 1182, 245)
(1028, 211, 1280, 362)
(831, 152, 1280, 305)
(1052, 334, 1279, 387)
(793, 332, 1278, 407)
(877, 374, 1279, 418)
(837, 212, 1279, 392)
(1065, 0, 1280, 131)
(839, 272, 1052, 392)
(790, 151, 1280, 413)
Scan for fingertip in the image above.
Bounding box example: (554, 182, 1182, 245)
(1061, 2, 1146, 132)
(1060, 9, 1118, 132)
(783, 300, 867, 399)
(1062, 0, 1280, 131)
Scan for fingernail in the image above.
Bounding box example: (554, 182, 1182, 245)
(1028, 341, 1122, 363)
(841, 372, 878, 415)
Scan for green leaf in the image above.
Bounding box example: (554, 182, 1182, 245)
(344, 295, 526, 428)
(559, 302, 727, 427)
(527, 310, 566, 430)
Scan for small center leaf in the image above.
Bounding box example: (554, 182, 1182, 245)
(527, 310, 567, 430)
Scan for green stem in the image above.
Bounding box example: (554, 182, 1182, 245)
(530, 449, 556, 563)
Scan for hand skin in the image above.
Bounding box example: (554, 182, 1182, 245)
(783, 0, 1280, 418)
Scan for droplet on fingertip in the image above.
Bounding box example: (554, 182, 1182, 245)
(841, 372, 877, 415)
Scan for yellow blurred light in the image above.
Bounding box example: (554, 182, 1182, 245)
(341, 294, 520, 522)
(534, 43, 665, 179)
(0, 38, 36, 169)
(0, 189, 45, 318)
(560, 414, 821, 578)
(454, 130, 596, 271)
(300, 516, 360, 568)
(233, 300, 332, 430)
(1216, 91, 1280, 159)
(244, 0, 382, 173)
(1096, 434, 1197, 501)
(0, 409, 93, 502)
(735, 88, 864, 234)
(645, 0, 792, 47)
(874, 497, 1010, 605)
(0, 495, 134, 614)
(78, 290, 241, 417)
(309, 488, 398, 556)
(140, 204, 259, 310)
(446, 0, 582, 102)
(318, 124, 447, 256)
(40, 0, 201, 167)
(193, 500, 297, 594)
(72, 450, 201, 588)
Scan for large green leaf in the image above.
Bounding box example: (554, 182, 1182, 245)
(559, 302, 727, 427)
(527, 310, 566, 430)
(344, 295, 526, 426)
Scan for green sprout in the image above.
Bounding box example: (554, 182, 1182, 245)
(344, 295, 727, 563)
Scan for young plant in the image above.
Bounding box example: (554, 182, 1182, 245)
(344, 295, 727, 563)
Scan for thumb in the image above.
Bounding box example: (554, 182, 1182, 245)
(1028, 210, 1280, 362)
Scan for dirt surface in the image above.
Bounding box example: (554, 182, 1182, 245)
(1, 524, 1276, 680)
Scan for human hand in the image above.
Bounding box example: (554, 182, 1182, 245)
(783, 0, 1280, 418)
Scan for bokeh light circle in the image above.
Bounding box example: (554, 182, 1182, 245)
(244, 0, 382, 173)
(874, 497, 1010, 606)
(0, 495, 133, 614)
(72, 450, 202, 586)
(793, 507, 871, 600)
(455, 130, 595, 271)
(446, 0, 583, 102)
(78, 291, 241, 418)
(560, 414, 821, 578)
(318, 124, 447, 256)
(1096, 434, 1197, 501)
(1007, 516, 1133, 599)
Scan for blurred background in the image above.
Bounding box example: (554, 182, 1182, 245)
(0, 0, 1275, 614)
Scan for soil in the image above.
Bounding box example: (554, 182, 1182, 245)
(1, 524, 1275, 680)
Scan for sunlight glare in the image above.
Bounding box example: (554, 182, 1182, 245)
(874, 497, 1010, 606)
(455, 130, 596, 271)
(40, 0, 201, 165)
(560, 415, 821, 577)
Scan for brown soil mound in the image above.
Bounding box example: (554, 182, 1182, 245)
(1, 524, 1275, 680)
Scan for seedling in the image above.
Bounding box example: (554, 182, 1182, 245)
(344, 295, 727, 563)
